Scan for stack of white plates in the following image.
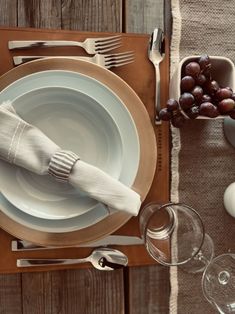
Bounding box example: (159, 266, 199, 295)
(0, 58, 156, 246)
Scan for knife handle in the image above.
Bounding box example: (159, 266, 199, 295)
(13, 56, 90, 66)
(8, 40, 82, 50)
(17, 258, 89, 267)
(11, 236, 144, 251)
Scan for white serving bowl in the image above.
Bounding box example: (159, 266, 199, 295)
(170, 55, 235, 119)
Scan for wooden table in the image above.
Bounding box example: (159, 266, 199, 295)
(0, 1, 171, 313)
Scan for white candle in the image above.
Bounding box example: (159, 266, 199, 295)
(224, 182, 235, 218)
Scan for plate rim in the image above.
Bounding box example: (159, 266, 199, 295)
(0, 70, 140, 230)
(0, 58, 157, 246)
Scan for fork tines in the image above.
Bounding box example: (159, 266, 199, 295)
(104, 51, 135, 68)
(95, 35, 122, 53)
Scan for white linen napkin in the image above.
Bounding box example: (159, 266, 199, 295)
(0, 101, 141, 216)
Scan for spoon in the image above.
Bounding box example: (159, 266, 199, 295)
(148, 28, 165, 125)
(17, 247, 128, 270)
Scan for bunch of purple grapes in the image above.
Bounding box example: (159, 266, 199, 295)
(159, 54, 235, 128)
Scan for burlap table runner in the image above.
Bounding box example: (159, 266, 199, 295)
(169, 0, 235, 313)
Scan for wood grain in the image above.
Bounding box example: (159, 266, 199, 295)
(22, 269, 125, 314)
(0, 273, 22, 313)
(125, 0, 164, 34)
(61, 0, 122, 32)
(128, 265, 170, 314)
(21, 272, 52, 314)
(18, 0, 62, 29)
(125, 2, 170, 314)
(0, 0, 17, 26)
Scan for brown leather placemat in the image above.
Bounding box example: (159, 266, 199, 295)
(0, 27, 169, 273)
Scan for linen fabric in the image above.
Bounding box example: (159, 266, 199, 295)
(170, 0, 235, 313)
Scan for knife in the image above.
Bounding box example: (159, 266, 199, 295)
(12, 235, 144, 251)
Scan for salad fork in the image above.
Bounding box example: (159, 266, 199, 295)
(8, 35, 122, 54)
(13, 51, 135, 69)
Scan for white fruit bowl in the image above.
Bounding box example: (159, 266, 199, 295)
(170, 55, 235, 119)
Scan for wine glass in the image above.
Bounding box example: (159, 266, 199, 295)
(202, 253, 235, 313)
(139, 202, 235, 313)
(139, 202, 214, 267)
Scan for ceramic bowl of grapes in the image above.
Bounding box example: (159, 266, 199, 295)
(160, 55, 235, 127)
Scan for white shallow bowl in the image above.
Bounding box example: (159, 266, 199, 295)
(0, 86, 123, 220)
(0, 192, 108, 233)
(0, 71, 140, 232)
(170, 55, 235, 119)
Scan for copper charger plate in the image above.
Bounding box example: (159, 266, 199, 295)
(0, 58, 157, 246)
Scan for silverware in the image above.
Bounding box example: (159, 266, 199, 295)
(13, 51, 135, 69)
(148, 28, 165, 125)
(17, 247, 128, 270)
(8, 35, 122, 54)
(12, 235, 144, 251)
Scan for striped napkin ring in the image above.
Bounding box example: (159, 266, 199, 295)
(48, 150, 79, 183)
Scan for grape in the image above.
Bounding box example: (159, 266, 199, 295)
(201, 94, 212, 103)
(185, 62, 201, 78)
(166, 99, 179, 111)
(203, 67, 212, 79)
(198, 54, 212, 79)
(185, 105, 200, 119)
(171, 112, 186, 128)
(217, 98, 235, 114)
(179, 92, 195, 110)
(204, 80, 220, 96)
(191, 86, 203, 103)
(159, 108, 172, 121)
(159, 54, 235, 127)
(198, 55, 211, 71)
(216, 88, 233, 100)
(195, 73, 207, 86)
(180, 76, 195, 92)
(199, 102, 219, 117)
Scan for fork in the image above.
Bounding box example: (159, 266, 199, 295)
(13, 51, 135, 69)
(8, 35, 122, 54)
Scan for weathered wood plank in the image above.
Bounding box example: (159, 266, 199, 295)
(17, 0, 62, 29)
(22, 269, 125, 314)
(128, 265, 170, 314)
(0, 273, 22, 314)
(61, 0, 122, 32)
(21, 272, 52, 314)
(126, 1, 170, 314)
(0, 0, 17, 26)
(125, 0, 164, 34)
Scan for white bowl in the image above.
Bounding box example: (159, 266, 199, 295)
(0, 82, 140, 223)
(170, 55, 235, 119)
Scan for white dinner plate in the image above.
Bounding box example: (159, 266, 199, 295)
(0, 86, 124, 220)
(0, 69, 140, 232)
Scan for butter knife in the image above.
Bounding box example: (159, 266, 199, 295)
(12, 235, 144, 251)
